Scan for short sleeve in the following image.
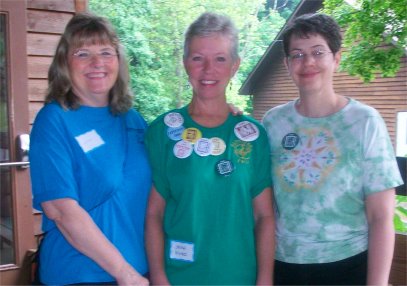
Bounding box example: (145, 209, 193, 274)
(30, 105, 79, 211)
(362, 114, 403, 195)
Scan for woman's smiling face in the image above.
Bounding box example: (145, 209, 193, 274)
(184, 34, 240, 100)
(68, 43, 119, 107)
(285, 33, 340, 94)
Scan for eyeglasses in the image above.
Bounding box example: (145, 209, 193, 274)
(287, 49, 333, 63)
(72, 49, 118, 62)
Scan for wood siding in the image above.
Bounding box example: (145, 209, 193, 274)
(390, 234, 407, 286)
(252, 55, 407, 146)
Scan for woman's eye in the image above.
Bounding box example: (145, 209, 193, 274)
(216, 57, 226, 62)
(192, 56, 202, 61)
(291, 53, 303, 59)
(75, 51, 90, 58)
(101, 51, 116, 57)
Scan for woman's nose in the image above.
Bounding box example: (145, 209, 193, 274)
(303, 53, 316, 66)
(203, 59, 213, 72)
(89, 54, 104, 66)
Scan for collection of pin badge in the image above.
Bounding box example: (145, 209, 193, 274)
(164, 112, 260, 176)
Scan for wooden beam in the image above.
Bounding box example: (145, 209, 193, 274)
(75, 0, 87, 12)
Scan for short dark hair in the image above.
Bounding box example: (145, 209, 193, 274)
(282, 13, 342, 56)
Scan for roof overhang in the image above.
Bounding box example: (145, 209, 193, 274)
(239, 0, 323, 95)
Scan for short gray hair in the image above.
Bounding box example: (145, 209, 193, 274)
(183, 12, 239, 60)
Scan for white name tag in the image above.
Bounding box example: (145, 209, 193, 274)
(169, 240, 194, 262)
(75, 130, 105, 153)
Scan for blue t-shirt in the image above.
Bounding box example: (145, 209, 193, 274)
(30, 102, 151, 284)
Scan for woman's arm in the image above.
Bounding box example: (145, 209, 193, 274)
(145, 186, 171, 285)
(253, 187, 275, 286)
(42, 198, 148, 286)
(365, 188, 395, 286)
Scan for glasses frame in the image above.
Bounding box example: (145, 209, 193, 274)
(287, 49, 333, 64)
(71, 49, 119, 62)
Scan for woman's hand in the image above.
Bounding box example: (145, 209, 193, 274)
(228, 103, 243, 116)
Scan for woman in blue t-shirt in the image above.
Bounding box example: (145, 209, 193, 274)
(30, 12, 151, 285)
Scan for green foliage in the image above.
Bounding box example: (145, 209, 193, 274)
(90, 0, 290, 121)
(89, 0, 171, 122)
(394, 195, 407, 234)
(323, 0, 407, 83)
(265, 0, 301, 19)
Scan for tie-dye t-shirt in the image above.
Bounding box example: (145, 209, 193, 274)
(262, 98, 403, 264)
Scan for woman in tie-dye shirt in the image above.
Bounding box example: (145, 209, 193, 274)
(262, 13, 403, 285)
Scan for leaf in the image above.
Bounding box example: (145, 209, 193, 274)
(323, 0, 406, 83)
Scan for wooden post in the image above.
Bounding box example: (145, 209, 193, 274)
(75, 0, 87, 12)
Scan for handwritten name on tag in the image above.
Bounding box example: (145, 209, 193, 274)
(169, 240, 194, 262)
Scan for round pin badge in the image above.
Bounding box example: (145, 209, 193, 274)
(194, 138, 212, 156)
(234, 121, 259, 142)
(167, 126, 185, 141)
(215, 159, 234, 176)
(173, 140, 193, 159)
(210, 137, 226, 156)
(281, 133, 300, 150)
(182, 127, 202, 144)
(164, 112, 184, 128)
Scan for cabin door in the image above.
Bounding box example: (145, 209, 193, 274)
(1, 0, 36, 284)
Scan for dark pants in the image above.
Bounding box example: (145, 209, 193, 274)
(274, 251, 368, 285)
